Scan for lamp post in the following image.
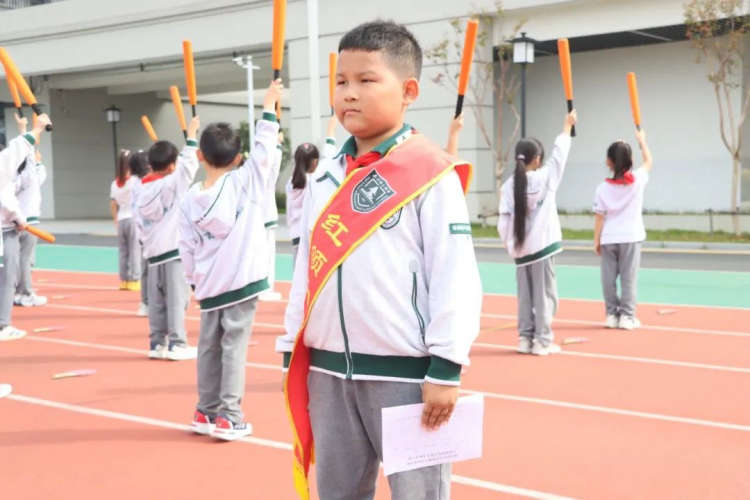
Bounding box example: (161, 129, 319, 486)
(233, 55, 261, 152)
(105, 105, 121, 176)
(511, 32, 536, 138)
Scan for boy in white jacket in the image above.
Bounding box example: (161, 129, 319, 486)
(276, 22, 481, 500)
(0, 113, 50, 341)
(179, 81, 281, 440)
(137, 116, 200, 361)
(15, 149, 47, 307)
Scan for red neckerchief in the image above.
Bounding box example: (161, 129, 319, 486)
(345, 151, 381, 176)
(141, 172, 168, 184)
(115, 175, 130, 188)
(606, 170, 635, 185)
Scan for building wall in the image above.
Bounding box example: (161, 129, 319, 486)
(2, 0, 748, 217)
(48, 87, 246, 218)
(511, 39, 740, 212)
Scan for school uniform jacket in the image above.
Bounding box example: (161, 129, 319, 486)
(262, 144, 283, 229)
(276, 126, 483, 385)
(178, 112, 280, 311)
(136, 142, 200, 265)
(498, 134, 571, 266)
(16, 156, 47, 225)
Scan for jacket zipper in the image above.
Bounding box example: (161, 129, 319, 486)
(411, 271, 426, 343)
(337, 265, 353, 379)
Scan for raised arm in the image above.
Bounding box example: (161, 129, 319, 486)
(635, 128, 653, 172)
(445, 113, 464, 156)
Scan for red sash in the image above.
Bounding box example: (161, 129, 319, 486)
(283, 134, 472, 499)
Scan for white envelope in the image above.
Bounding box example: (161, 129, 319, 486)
(382, 394, 484, 476)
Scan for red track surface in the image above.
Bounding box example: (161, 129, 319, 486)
(2, 270, 749, 499)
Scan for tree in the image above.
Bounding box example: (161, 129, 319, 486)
(425, 2, 526, 201)
(685, 0, 750, 233)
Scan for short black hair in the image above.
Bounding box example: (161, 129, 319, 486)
(128, 150, 150, 178)
(148, 141, 179, 172)
(338, 20, 423, 80)
(199, 123, 241, 168)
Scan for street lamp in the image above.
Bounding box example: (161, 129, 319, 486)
(233, 55, 261, 152)
(511, 32, 536, 138)
(105, 105, 121, 176)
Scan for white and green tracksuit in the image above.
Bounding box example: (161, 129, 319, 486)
(136, 142, 200, 349)
(178, 111, 278, 423)
(497, 133, 572, 346)
(277, 126, 483, 384)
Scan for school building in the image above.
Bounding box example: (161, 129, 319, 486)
(1, 0, 748, 221)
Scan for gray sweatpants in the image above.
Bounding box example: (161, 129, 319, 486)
(196, 298, 257, 423)
(140, 257, 148, 305)
(147, 259, 189, 349)
(117, 218, 141, 281)
(600, 242, 641, 318)
(516, 257, 558, 346)
(16, 230, 37, 296)
(308, 371, 451, 500)
(0, 229, 20, 326)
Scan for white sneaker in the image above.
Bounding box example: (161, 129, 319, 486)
(0, 325, 27, 342)
(13, 294, 22, 306)
(517, 337, 533, 354)
(148, 344, 167, 360)
(619, 316, 641, 331)
(531, 341, 562, 356)
(605, 315, 619, 329)
(136, 303, 149, 317)
(20, 294, 47, 307)
(166, 344, 197, 361)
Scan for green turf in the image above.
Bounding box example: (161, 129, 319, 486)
(36, 244, 749, 309)
(471, 224, 750, 243)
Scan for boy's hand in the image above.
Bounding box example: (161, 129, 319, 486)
(32, 114, 52, 141)
(635, 128, 647, 145)
(14, 113, 28, 134)
(564, 109, 577, 134)
(35, 150, 42, 164)
(278, 131, 285, 144)
(594, 239, 601, 256)
(187, 116, 200, 141)
(422, 382, 459, 430)
(449, 114, 464, 136)
(264, 79, 283, 111)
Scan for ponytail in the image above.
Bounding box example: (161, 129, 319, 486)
(292, 143, 319, 190)
(512, 139, 541, 248)
(607, 141, 633, 180)
(116, 149, 131, 186)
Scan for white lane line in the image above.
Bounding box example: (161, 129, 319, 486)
(35, 268, 750, 312)
(41, 301, 750, 340)
(6, 394, 573, 499)
(36, 303, 750, 372)
(481, 312, 750, 338)
(462, 389, 750, 433)
(472, 343, 750, 374)
(23, 335, 750, 433)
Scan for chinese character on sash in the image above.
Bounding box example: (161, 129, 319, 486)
(321, 214, 349, 247)
(310, 245, 328, 277)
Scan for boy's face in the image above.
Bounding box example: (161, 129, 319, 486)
(334, 50, 418, 140)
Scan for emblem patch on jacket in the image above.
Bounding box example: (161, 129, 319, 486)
(351, 170, 395, 213)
